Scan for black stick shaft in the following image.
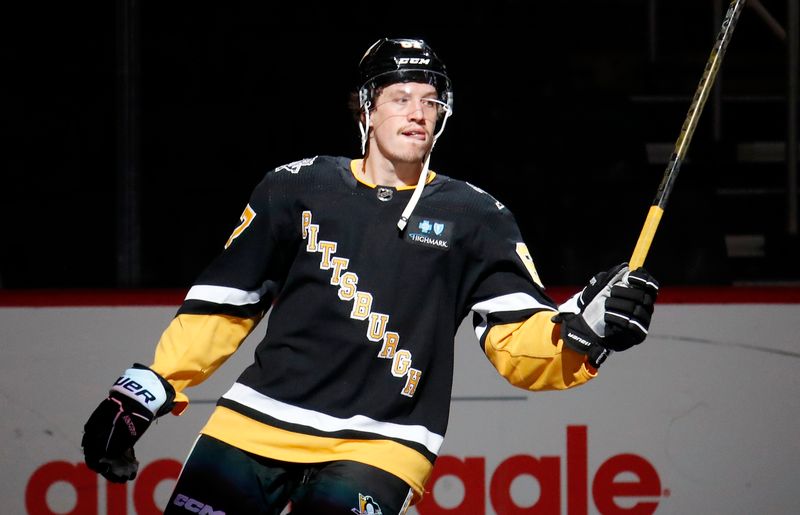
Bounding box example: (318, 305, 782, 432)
(630, 0, 747, 269)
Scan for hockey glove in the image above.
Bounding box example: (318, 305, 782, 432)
(82, 364, 175, 482)
(603, 267, 659, 351)
(552, 265, 660, 368)
(552, 263, 628, 368)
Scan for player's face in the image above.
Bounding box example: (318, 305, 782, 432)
(369, 82, 441, 164)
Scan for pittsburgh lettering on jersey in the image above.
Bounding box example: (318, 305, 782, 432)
(329, 257, 349, 285)
(301, 210, 422, 397)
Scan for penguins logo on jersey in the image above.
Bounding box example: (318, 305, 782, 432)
(275, 156, 317, 174)
(351, 493, 382, 515)
(405, 215, 453, 250)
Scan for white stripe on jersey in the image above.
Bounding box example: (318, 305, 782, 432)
(222, 383, 445, 455)
(185, 284, 267, 306)
(471, 292, 555, 340)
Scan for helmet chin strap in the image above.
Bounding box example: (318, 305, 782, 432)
(359, 101, 372, 155)
(359, 101, 453, 232)
(396, 152, 432, 231)
(396, 106, 452, 231)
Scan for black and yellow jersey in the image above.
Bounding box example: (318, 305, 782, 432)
(150, 155, 596, 500)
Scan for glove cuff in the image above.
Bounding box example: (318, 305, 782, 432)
(555, 313, 612, 368)
(110, 364, 176, 417)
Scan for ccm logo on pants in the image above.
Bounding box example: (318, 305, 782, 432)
(173, 493, 225, 515)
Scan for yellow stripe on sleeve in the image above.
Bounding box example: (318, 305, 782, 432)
(483, 311, 596, 391)
(149, 313, 260, 414)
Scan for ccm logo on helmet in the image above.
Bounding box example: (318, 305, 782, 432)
(396, 57, 431, 65)
(173, 494, 225, 515)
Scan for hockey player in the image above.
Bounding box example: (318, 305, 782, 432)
(82, 38, 659, 514)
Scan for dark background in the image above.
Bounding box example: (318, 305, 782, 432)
(2, 1, 797, 289)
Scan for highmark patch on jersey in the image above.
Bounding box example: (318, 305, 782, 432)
(405, 215, 453, 251)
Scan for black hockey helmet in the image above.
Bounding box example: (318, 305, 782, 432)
(357, 38, 453, 110)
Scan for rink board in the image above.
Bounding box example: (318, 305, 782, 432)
(1, 290, 798, 514)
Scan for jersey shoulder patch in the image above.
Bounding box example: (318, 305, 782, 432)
(274, 156, 318, 174)
(464, 181, 506, 211)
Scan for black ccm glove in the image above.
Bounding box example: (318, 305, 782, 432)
(82, 364, 175, 482)
(552, 264, 659, 368)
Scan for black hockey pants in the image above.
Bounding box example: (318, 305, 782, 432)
(163, 434, 413, 514)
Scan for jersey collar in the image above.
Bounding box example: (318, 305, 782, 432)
(349, 159, 436, 191)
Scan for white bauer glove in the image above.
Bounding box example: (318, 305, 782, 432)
(82, 364, 175, 482)
(552, 263, 659, 368)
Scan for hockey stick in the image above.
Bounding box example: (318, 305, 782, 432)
(629, 0, 747, 269)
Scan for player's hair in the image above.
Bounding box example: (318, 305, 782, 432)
(347, 87, 384, 126)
